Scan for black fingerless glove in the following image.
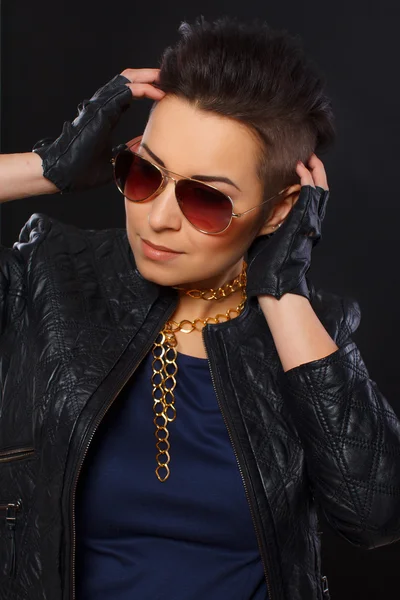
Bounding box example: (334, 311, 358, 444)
(245, 186, 329, 300)
(32, 74, 133, 193)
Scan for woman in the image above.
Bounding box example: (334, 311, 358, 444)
(1, 15, 400, 600)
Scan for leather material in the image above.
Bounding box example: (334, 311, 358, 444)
(1, 212, 400, 600)
(246, 185, 329, 300)
(32, 74, 133, 192)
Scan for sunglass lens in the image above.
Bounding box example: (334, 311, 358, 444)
(176, 181, 232, 233)
(114, 151, 162, 201)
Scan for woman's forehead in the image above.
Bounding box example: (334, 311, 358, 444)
(140, 96, 261, 179)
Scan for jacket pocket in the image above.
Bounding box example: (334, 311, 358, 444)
(0, 446, 35, 463)
(0, 499, 23, 578)
(309, 531, 330, 599)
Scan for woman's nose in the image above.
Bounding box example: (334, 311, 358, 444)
(147, 180, 182, 232)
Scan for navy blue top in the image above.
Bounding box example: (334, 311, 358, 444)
(75, 349, 267, 600)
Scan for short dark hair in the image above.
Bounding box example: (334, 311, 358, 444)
(156, 15, 335, 219)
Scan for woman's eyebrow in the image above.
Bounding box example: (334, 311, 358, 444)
(140, 142, 242, 191)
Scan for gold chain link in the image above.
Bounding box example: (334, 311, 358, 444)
(151, 264, 247, 482)
(172, 261, 247, 300)
(151, 332, 178, 482)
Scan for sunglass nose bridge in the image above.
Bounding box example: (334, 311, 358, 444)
(157, 165, 183, 186)
(157, 170, 180, 196)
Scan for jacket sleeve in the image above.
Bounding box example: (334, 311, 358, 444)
(0, 213, 50, 341)
(0, 244, 26, 340)
(279, 292, 400, 550)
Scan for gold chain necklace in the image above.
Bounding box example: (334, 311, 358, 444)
(151, 262, 247, 482)
(172, 264, 247, 300)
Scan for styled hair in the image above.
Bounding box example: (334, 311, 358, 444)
(156, 15, 335, 219)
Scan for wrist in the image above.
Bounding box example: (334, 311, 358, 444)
(0, 152, 59, 203)
(258, 292, 310, 315)
(258, 292, 339, 372)
(30, 152, 60, 195)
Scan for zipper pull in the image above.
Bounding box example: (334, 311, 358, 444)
(322, 575, 329, 595)
(5, 501, 21, 578)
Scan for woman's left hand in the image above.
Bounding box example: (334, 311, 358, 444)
(246, 153, 330, 301)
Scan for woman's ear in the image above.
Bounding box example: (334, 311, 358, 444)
(256, 183, 302, 236)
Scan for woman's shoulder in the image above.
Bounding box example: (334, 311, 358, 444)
(13, 212, 127, 249)
(11, 212, 133, 269)
(10, 211, 137, 287)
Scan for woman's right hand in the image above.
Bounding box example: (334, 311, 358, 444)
(32, 69, 165, 193)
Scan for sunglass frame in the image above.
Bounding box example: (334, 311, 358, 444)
(111, 135, 288, 235)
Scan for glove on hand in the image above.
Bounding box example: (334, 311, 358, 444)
(246, 184, 329, 301)
(32, 74, 133, 193)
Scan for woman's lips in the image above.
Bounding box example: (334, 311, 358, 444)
(141, 238, 183, 261)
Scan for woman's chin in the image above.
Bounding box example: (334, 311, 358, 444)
(133, 258, 182, 288)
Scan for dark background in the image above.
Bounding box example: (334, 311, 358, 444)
(1, 1, 400, 598)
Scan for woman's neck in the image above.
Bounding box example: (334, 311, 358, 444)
(171, 257, 246, 322)
(173, 287, 245, 323)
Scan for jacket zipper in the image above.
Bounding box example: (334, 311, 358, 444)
(202, 328, 274, 600)
(0, 447, 35, 463)
(69, 302, 177, 600)
(0, 499, 22, 578)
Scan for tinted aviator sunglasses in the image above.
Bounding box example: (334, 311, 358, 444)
(111, 135, 288, 235)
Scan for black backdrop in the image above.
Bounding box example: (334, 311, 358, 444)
(1, 1, 400, 598)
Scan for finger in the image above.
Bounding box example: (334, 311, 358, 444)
(120, 68, 161, 84)
(125, 82, 166, 101)
(296, 161, 315, 187)
(306, 153, 329, 190)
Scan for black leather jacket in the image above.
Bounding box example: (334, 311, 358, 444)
(1, 213, 400, 600)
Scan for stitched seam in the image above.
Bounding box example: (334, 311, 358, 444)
(275, 187, 312, 289)
(237, 343, 300, 538)
(359, 382, 384, 527)
(40, 237, 81, 440)
(310, 356, 374, 528)
(341, 436, 400, 456)
(86, 231, 119, 332)
(299, 366, 366, 529)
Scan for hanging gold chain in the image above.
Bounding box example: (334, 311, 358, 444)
(151, 331, 178, 482)
(151, 264, 247, 482)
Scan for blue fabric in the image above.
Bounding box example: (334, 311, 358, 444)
(75, 349, 268, 600)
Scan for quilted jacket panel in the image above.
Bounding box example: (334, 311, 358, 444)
(1, 212, 400, 600)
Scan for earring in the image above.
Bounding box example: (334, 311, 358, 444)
(273, 223, 282, 229)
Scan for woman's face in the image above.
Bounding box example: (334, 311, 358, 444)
(124, 94, 273, 289)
